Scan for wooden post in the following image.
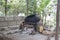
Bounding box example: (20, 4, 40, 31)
(55, 0, 59, 40)
(26, 0, 28, 15)
(5, 0, 7, 16)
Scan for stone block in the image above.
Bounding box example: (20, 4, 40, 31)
(16, 21, 23, 25)
(5, 16, 14, 21)
(0, 27, 8, 31)
(0, 17, 5, 21)
(8, 21, 16, 26)
(13, 16, 25, 21)
(0, 22, 7, 27)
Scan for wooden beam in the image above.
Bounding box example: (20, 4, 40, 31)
(55, 0, 59, 40)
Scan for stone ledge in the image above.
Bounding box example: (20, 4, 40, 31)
(0, 16, 25, 27)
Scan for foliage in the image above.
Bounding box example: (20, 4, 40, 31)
(0, 0, 50, 16)
(6, 0, 27, 16)
(27, 0, 37, 15)
(36, 0, 50, 15)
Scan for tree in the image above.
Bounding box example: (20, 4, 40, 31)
(26, 0, 50, 15)
(5, 0, 27, 16)
(37, 0, 50, 15)
(0, 0, 50, 16)
(26, 0, 37, 15)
